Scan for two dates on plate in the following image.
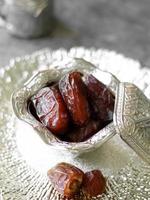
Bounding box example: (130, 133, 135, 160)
(29, 71, 115, 142)
(47, 162, 106, 199)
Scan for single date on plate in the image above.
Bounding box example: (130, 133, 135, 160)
(82, 170, 106, 197)
(47, 162, 84, 198)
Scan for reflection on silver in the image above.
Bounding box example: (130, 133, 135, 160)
(0, 190, 3, 200)
(6, 0, 48, 16)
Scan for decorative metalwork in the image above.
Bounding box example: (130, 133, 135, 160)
(0, 48, 150, 199)
(114, 82, 150, 164)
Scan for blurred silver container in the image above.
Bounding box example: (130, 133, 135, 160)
(0, 0, 54, 38)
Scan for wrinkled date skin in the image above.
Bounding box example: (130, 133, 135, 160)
(31, 86, 70, 135)
(59, 72, 90, 126)
(82, 170, 106, 197)
(47, 162, 84, 198)
(65, 120, 102, 142)
(84, 74, 115, 122)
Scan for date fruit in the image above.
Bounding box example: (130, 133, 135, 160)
(82, 170, 106, 197)
(47, 162, 84, 198)
(66, 120, 101, 142)
(59, 72, 90, 126)
(31, 86, 70, 135)
(84, 74, 115, 122)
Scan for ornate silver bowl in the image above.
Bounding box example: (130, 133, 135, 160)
(12, 58, 150, 163)
(1, 48, 150, 199)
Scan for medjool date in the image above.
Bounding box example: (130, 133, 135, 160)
(82, 170, 106, 197)
(84, 74, 115, 122)
(31, 86, 70, 135)
(47, 162, 84, 198)
(59, 72, 90, 126)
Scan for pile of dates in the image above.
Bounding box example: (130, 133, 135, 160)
(47, 162, 106, 198)
(29, 71, 115, 142)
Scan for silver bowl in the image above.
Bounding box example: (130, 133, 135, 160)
(12, 58, 150, 162)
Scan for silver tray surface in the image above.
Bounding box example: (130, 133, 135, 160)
(0, 47, 150, 200)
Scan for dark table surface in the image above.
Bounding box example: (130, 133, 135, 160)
(0, 0, 150, 68)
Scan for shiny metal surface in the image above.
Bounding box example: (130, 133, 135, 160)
(114, 82, 150, 164)
(0, 48, 150, 199)
(5, 0, 48, 15)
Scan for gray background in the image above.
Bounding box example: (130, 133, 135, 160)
(0, 0, 150, 68)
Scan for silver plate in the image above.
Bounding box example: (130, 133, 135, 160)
(0, 48, 150, 199)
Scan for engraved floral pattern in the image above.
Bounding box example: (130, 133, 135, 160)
(114, 83, 150, 164)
